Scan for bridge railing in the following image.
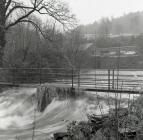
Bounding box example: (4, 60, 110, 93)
(0, 68, 143, 91)
(75, 69, 143, 91)
(0, 68, 78, 86)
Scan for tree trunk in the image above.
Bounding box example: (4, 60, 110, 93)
(0, 27, 6, 67)
(0, 0, 6, 67)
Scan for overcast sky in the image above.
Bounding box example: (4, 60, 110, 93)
(64, 0, 143, 25)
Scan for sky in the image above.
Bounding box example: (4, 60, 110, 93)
(64, 0, 143, 25)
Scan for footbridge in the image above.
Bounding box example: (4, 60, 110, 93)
(0, 68, 143, 94)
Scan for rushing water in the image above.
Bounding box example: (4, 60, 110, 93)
(0, 69, 141, 139)
(0, 86, 139, 140)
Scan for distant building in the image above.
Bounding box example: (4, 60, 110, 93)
(83, 33, 141, 40)
(85, 45, 139, 57)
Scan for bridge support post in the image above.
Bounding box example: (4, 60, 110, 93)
(71, 68, 74, 88)
(12, 68, 16, 85)
(108, 69, 110, 90)
(112, 69, 115, 89)
(39, 68, 42, 85)
(78, 69, 80, 88)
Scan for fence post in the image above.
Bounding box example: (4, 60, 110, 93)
(39, 68, 42, 85)
(112, 69, 115, 89)
(78, 68, 80, 88)
(95, 69, 97, 88)
(71, 68, 74, 88)
(13, 68, 16, 85)
(108, 69, 110, 90)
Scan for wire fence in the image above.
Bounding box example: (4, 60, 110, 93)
(0, 68, 143, 93)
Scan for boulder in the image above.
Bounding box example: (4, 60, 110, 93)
(54, 132, 69, 140)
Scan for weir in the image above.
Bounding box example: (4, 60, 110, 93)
(36, 85, 77, 112)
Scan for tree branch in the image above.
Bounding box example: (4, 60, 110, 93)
(12, 19, 55, 42)
(5, 0, 76, 31)
(6, 5, 34, 20)
(5, 9, 35, 30)
(5, 0, 12, 11)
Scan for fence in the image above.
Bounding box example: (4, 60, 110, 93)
(0, 68, 77, 85)
(0, 68, 143, 92)
(75, 69, 143, 91)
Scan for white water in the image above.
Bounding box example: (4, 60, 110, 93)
(0, 86, 139, 140)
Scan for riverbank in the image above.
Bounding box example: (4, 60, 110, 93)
(53, 94, 143, 140)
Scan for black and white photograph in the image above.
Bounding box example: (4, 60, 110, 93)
(0, 0, 143, 139)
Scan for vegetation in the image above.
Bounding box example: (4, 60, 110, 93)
(0, 0, 79, 83)
(63, 95, 143, 140)
(79, 11, 143, 35)
(0, 0, 75, 66)
(83, 34, 143, 69)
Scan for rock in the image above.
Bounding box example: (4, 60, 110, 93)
(119, 128, 137, 140)
(54, 132, 69, 140)
(36, 84, 81, 112)
(88, 114, 109, 132)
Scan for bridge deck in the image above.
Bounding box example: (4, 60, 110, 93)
(84, 88, 141, 94)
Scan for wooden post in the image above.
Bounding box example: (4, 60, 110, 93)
(39, 68, 42, 85)
(108, 69, 110, 90)
(112, 69, 115, 89)
(71, 68, 74, 88)
(78, 68, 80, 88)
(13, 68, 16, 85)
(95, 69, 97, 88)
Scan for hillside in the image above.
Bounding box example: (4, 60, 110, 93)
(79, 11, 143, 35)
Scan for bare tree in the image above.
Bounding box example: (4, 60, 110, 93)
(0, 0, 75, 66)
(63, 28, 83, 69)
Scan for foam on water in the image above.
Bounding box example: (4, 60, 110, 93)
(0, 87, 134, 140)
